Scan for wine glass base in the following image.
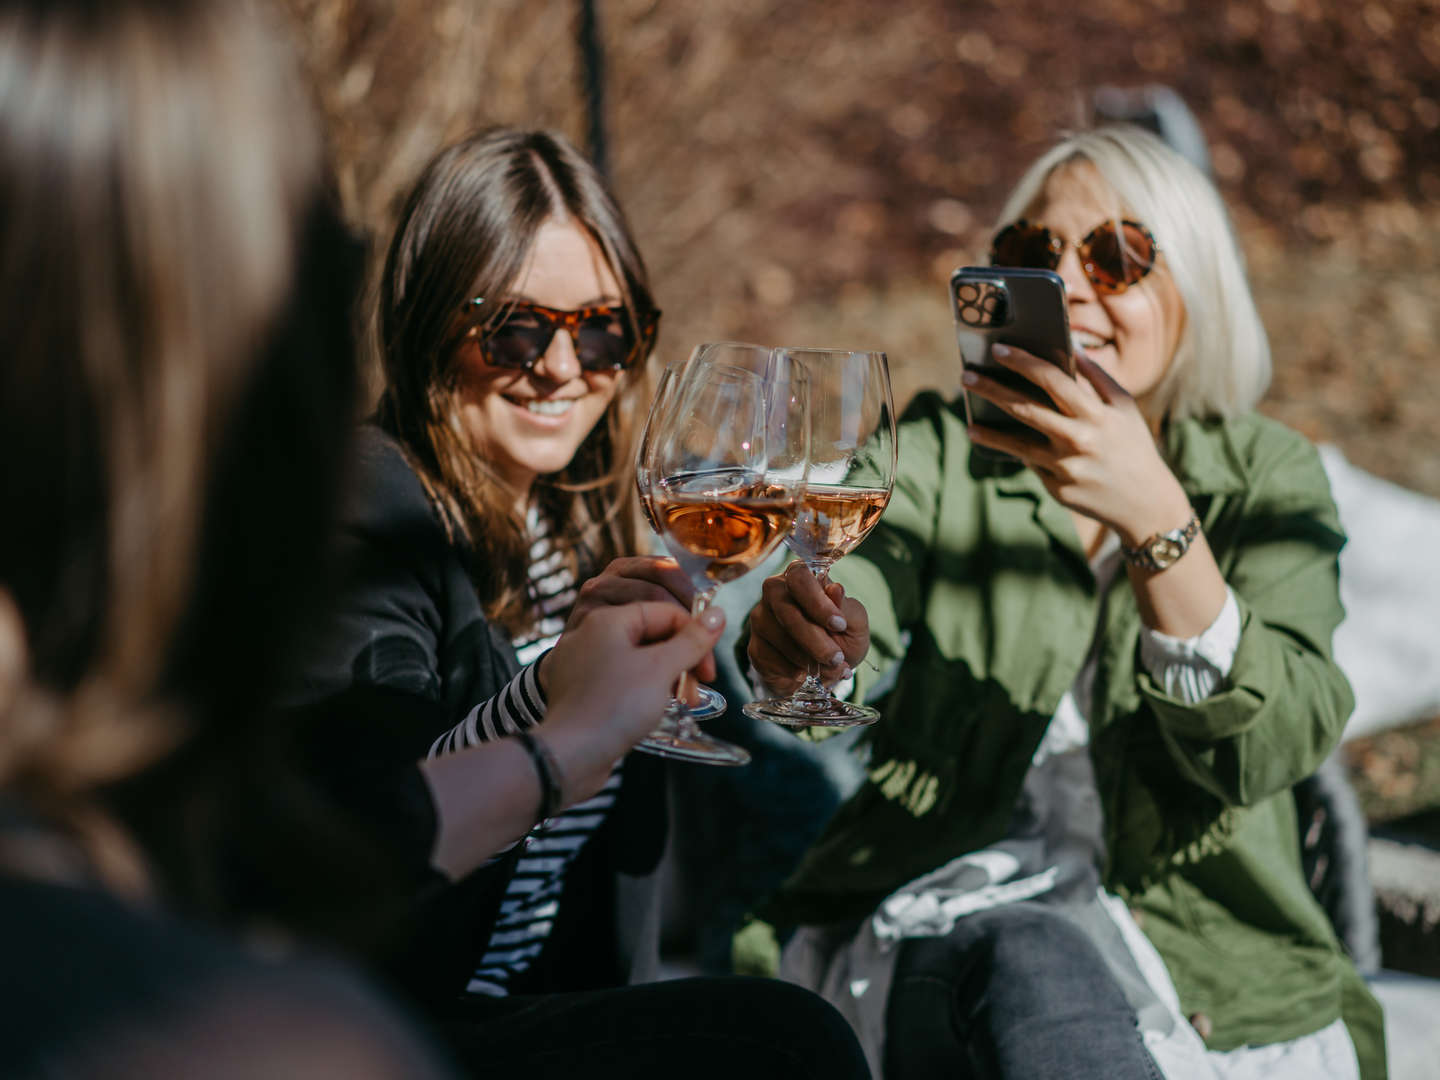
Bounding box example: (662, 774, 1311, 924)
(633, 730, 751, 766)
(689, 685, 727, 722)
(743, 696, 881, 729)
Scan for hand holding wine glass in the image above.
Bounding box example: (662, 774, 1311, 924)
(632, 356, 728, 720)
(745, 347, 895, 728)
(632, 342, 809, 764)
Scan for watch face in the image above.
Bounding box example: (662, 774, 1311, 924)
(1152, 537, 1183, 567)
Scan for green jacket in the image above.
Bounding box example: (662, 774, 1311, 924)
(740, 391, 1384, 1077)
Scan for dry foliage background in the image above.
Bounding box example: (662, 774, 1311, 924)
(281, 0, 1440, 497)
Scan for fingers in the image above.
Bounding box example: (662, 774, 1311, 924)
(1073, 349, 1133, 405)
(624, 601, 721, 684)
(783, 562, 849, 633)
(966, 419, 1051, 470)
(633, 603, 726, 681)
(626, 599, 723, 646)
(568, 556, 696, 630)
(598, 556, 696, 602)
(831, 589, 871, 668)
(604, 555, 696, 604)
(572, 577, 681, 620)
(759, 569, 847, 667)
(748, 613, 813, 681)
(962, 367, 1084, 443)
(983, 343, 1099, 417)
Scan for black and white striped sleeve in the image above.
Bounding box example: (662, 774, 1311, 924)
(426, 653, 551, 758)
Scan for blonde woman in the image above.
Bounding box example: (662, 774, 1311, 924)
(744, 126, 1381, 1079)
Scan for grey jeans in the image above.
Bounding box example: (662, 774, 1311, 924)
(884, 901, 1164, 1080)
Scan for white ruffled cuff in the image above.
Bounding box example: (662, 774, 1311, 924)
(1137, 587, 1241, 704)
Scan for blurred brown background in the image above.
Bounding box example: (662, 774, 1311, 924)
(283, 0, 1440, 497)
(281, 0, 1440, 970)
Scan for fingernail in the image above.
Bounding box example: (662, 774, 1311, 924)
(961, 370, 978, 386)
(699, 608, 724, 629)
(829, 614, 848, 632)
(828, 650, 845, 667)
(992, 344, 1011, 358)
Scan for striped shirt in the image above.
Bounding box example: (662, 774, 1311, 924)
(425, 507, 622, 998)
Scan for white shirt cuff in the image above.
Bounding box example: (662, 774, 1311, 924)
(1138, 587, 1241, 704)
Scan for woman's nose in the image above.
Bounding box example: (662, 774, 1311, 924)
(1055, 244, 1096, 303)
(532, 328, 582, 383)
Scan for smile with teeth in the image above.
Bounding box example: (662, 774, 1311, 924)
(1072, 330, 1111, 352)
(510, 396, 579, 417)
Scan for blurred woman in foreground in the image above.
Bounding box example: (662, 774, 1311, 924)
(742, 125, 1383, 1079)
(0, 0, 728, 1074)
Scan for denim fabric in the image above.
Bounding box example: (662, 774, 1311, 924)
(884, 903, 1162, 1080)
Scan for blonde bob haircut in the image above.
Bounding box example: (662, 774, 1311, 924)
(995, 125, 1271, 423)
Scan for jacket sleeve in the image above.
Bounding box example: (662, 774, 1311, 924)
(1139, 429, 1355, 807)
(280, 430, 519, 1001)
(831, 392, 952, 705)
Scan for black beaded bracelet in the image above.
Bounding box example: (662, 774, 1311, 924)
(515, 729, 565, 825)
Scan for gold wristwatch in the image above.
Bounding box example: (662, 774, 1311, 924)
(1121, 513, 1201, 572)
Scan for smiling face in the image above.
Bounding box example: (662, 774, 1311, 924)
(453, 216, 623, 505)
(1029, 162, 1186, 417)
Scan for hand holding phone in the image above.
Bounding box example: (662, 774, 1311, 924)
(950, 266, 1075, 455)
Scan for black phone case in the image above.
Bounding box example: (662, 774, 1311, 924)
(949, 266, 1075, 450)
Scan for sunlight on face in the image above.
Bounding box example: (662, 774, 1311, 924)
(1031, 163, 1186, 416)
(453, 217, 624, 506)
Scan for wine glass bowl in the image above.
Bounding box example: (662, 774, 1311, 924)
(634, 359, 727, 722)
(632, 343, 809, 765)
(744, 347, 896, 729)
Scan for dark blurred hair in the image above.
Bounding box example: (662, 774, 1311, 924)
(0, 0, 368, 915)
(376, 128, 656, 634)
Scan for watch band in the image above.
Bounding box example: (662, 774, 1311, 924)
(1121, 513, 1202, 572)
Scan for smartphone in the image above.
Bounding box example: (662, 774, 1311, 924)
(950, 266, 1075, 454)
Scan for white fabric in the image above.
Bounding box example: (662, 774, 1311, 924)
(872, 859, 1059, 944)
(447, 507, 613, 999)
(1139, 588, 1242, 703)
(428, 660, 547, 757)
(1036, 541, 1239, 768)
(1094, 892, 1361, 1080)
(1320, 444, 1440, 739)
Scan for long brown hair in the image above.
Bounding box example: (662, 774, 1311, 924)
(0, 0, 367, 913)
(376, 128, 656, 635)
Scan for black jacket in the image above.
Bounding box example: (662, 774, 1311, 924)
(283, 428, 666, 1011)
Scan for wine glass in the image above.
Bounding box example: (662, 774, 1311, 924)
(634, 355, 726, 722)
(633, 342, 809, 765)
(744, 347, 896, 728)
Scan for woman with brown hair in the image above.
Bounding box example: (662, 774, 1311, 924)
(0, 0, 740, 1075)
(285, 127, 873, 1078)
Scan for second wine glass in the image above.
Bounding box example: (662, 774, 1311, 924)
(744, 346, 896, 728)
(634, 342, 808, 765)
(634, 355, 727, 722)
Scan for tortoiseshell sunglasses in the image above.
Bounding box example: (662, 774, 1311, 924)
(990, 218, 1159, 295)
(463, 297, 660, 372)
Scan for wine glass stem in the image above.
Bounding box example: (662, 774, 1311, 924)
(797, 562, 836, 700)
(673, 588, 718, 727)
